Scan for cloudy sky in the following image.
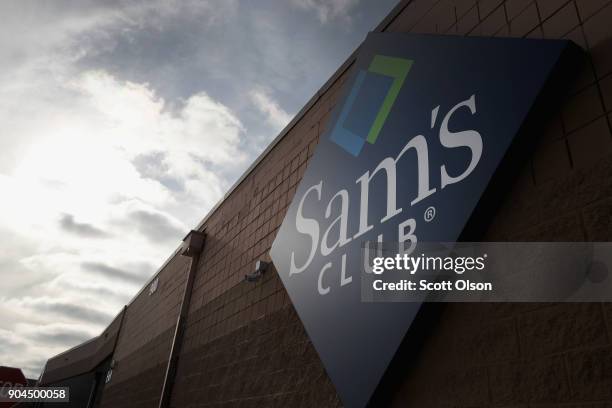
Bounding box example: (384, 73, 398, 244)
(0, 0, 397, 378)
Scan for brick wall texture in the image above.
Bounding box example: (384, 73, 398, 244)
(84, 0, 612, 407)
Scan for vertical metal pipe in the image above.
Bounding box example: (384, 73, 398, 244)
(158, 231, 204, 408)
(85, 374, 99, 408)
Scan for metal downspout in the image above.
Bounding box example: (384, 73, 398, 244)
(158, 230, 205, 408)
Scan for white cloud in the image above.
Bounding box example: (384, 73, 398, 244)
(0, 70, 248, 375)
(249, 87, 293, 131)
(0, 0, 248, 378)
(292, 0, 360, 23)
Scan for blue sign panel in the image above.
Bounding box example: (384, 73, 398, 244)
(270, 33, 576, 407)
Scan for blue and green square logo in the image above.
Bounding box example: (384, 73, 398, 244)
(331, 55, 412, 156)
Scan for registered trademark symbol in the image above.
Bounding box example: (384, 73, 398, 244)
(424, 206, 436, 222)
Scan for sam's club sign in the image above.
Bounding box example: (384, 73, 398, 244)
(270, 32, 576, 408)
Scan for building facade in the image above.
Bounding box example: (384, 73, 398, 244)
(39, 0, 612, 406)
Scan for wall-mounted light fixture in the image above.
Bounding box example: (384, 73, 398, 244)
(245, 260, 270, 282)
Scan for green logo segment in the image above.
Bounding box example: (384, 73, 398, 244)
(366, 55, 413, 145)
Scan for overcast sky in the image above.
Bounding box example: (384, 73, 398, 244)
(0, 0, 398, 378)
